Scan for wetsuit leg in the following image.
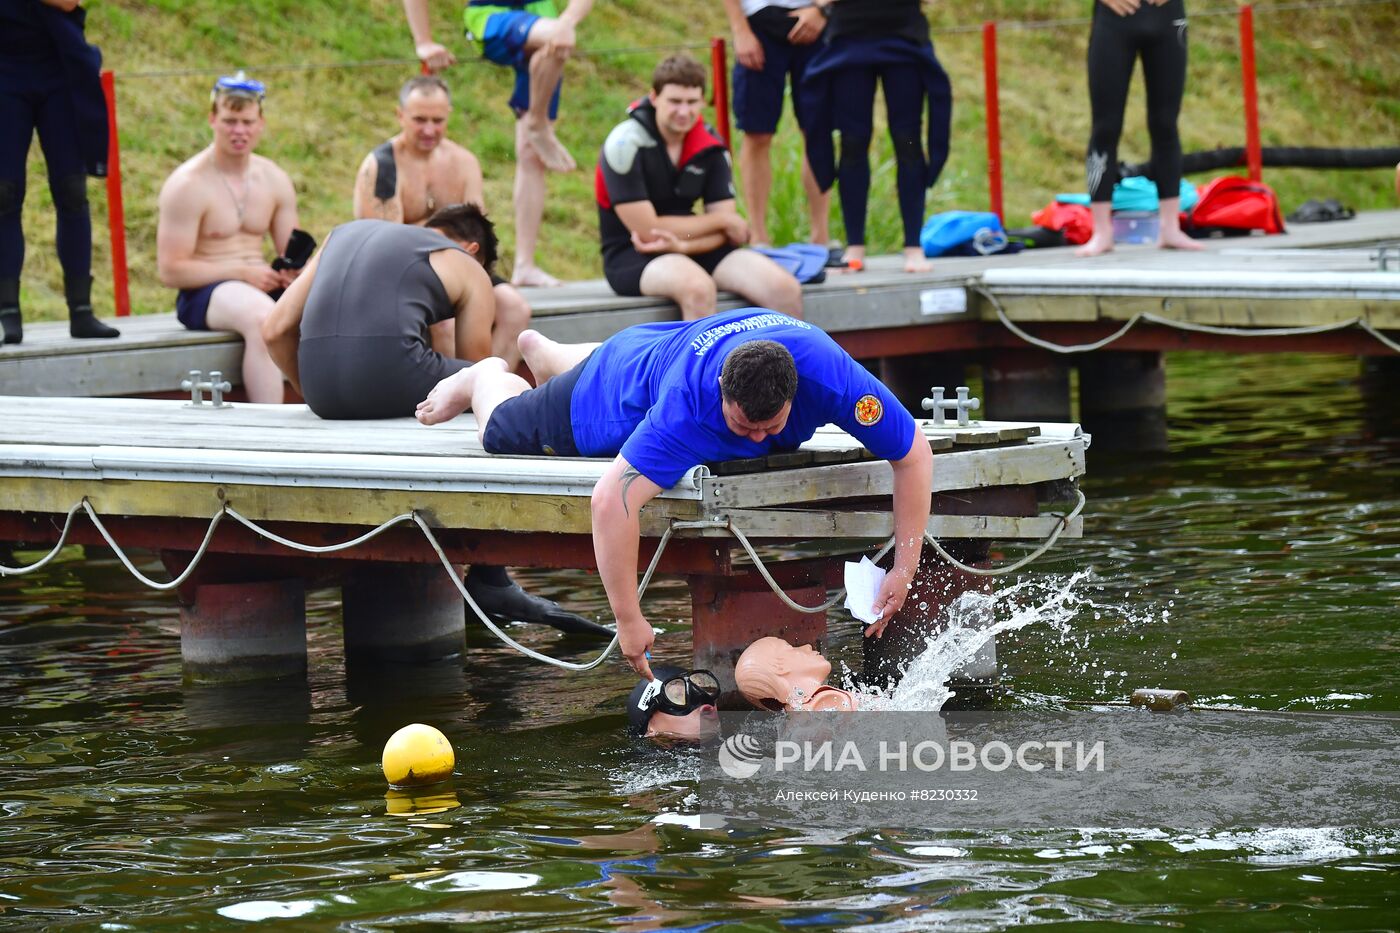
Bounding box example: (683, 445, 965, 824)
(1140, 0, 1189, 199)
(1085, 5, 1140, 203)
(34, 83, 91, 282)
(880, 61, 931, 249)
(0, 76, 35, 282)
(832, 62, 878, 247)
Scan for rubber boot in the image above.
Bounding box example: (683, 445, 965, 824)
(0, 278, 20, 345)
(66, 275, 119, 339)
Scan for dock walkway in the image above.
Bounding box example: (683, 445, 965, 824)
(2, 211, 1395, 400)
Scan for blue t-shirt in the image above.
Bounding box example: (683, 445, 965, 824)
(570, 309, 917, 488)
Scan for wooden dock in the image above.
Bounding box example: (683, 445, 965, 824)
(1, 211, 1395, 401)
(0, 395, 1087, 684)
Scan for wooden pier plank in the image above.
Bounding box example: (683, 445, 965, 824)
(700, 437, 1087, 509)
(1, 212, 1395, 398)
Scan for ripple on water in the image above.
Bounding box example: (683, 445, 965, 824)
(0, 351, 1397, 926)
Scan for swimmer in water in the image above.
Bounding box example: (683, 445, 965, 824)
(626, 665, 721, 742)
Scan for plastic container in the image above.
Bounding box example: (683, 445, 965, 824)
(1111, 210, 1159, 245)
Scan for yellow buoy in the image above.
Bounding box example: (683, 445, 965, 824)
(381, 723, 455, 787)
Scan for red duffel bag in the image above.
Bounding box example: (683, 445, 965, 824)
(1186, 175, 1286, 235)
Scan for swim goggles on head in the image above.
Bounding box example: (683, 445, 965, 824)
(211, 72, 266, 103)
(635, 670, 721, 715)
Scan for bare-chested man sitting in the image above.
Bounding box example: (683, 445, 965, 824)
(156, 73, 299, 403)
(352, 75, 529, 369)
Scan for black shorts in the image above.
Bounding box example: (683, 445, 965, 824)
(300, 337, 469, 420)
(602, 243, 739, 297)
(481, 352, 593, 457)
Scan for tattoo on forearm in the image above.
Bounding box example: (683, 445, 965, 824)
(619, 467, 643, 518)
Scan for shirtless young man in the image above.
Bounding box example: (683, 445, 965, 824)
(401, 0, 595, 287)
(156, 73, 299, 403)
(352, 76, 530, 369)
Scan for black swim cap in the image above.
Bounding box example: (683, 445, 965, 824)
(625, 664, 687, 737)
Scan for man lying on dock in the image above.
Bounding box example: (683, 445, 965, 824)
(415, 308, 934, 678)
(260, 209, 605, 637)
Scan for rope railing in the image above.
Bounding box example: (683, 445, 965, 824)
(1, 494, 1084, 669)
(972, 283, 1400, 355)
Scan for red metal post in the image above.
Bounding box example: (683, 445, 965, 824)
(1239, 5, 1263, 182)
(982, 21, 1004, 221)
(100, 70, 131, 317)
(710, 36, 731, 149)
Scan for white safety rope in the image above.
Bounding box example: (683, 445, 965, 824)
(972, 283, 1400, 355)
(924, 489, 1086, 575)
(1, 492, 1084, 667)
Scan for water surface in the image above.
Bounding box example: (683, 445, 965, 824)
(2, 352, 1397, 929)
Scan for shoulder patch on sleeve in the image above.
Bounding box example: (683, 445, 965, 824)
(854, 394, 883, 426)
(603, 120, 657, 175)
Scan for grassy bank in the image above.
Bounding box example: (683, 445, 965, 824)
(15, 0, 1399, 320)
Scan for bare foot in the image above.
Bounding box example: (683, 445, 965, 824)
(415, 358, 507, 425)
(1159, 230, 1205, 251)
(517, 329, 557, 383)
(1075, 235, 1115, 258)
(524, 122, 576, 173)
(511, 264, 562, 288)
(903, 247, 931, 274)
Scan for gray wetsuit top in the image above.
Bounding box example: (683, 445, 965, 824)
(298, 219, 471, 420)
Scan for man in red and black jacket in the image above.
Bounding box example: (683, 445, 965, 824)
(595, 54, 802, 320)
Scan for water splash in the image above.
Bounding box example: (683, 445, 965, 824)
(855, 571, 1098, 712)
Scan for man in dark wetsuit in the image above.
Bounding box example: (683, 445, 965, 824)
(415, 310, 933, 678)
(0, 0, 121, 344)
(596, 54, 802, 320)
(261, 207, 604, 636)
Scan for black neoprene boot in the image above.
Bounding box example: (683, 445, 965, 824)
(0, 278, 20, 345)
(65, 275, 120, 339)
(465, 565, 614, 639)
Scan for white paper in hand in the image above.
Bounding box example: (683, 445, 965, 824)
(843, 556, 887, 626)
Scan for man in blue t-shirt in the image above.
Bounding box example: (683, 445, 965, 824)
(416, 308, 933, 679)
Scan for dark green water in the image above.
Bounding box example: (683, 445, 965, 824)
(2, 353, 1397, 930)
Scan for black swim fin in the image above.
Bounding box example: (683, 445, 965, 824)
(465, 576, 615, 640)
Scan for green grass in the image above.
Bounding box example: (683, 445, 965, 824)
(15, 0, 1399, 320)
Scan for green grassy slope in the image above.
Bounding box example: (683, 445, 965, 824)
(15, 0, 1399, 320)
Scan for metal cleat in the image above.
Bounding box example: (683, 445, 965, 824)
(921, 385, 981, 426)
(1372, 243, 1399, 272)
(179, 369, 234, 409)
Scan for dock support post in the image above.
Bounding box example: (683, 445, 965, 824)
(179, 579, 307, 683)
(341, 564, 466, 664)
(1360, 356, 1400, 432)
(689, 568, 830, 700)
(981, 350, 1071, 423)
(879, 353, 967, 417)
(863, 544, 996, 692)
(1078, 351, 1168, 452)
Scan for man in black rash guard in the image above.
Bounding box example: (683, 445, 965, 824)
(260, 208, 607, 638)
(800, 0, 952, 274)
(596, 54, 802, 320)
(1077, 0, 1203, 256)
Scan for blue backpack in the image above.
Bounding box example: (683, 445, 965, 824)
(752, 243, 828, 284)
(920, 211, 1014, 257)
